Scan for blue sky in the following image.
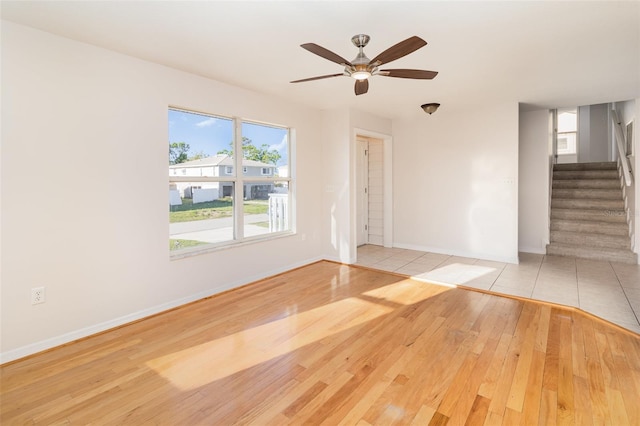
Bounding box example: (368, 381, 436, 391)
(168, 109, 288, 165)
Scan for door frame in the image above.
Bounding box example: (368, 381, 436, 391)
(352, 128, 393, 253)
(356, 138, 369, 246)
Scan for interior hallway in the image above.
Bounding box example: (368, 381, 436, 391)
(356, 245, 640, 334)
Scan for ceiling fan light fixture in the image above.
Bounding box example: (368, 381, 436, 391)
(421, 103, 440, 114)
(352, 70, 371, 80)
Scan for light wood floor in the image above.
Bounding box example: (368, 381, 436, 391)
(2, 261, 639, 425)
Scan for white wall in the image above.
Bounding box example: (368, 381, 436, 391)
(578, 103, 610, 163)
(320, 108, 392, 264)
(519, 109, 551, 254)
(321, 108, 351, 263)
(392, 103, 520, 263)
(0, 22, 325, 362)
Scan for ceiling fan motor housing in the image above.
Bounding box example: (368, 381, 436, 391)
(351, 34, 370, 48)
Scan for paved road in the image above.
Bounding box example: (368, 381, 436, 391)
(170, 214, 271, 245)
(169, 214, 269, 234)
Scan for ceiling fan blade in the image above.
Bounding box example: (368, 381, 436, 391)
(379, 69, 438, 79)
(354, 79, 369, 96)
(301, 43, 352, 66)
(369, 36, 427, 66)
(290, 73, 345, 83)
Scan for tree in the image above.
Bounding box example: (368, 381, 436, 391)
(217, 137, 281, 165)
(188, 150, 209, 161)
(169, 142, 190, 164)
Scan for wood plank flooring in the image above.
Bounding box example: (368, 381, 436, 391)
(2, 261, 639, 425)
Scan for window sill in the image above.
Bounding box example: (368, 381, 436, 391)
(170, 230, 296, 261)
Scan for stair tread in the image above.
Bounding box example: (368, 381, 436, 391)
(554, 162, 617, 171)
(551, 207, 625, 212)
(547, 242, 636, 256)
(546, 243, 638, 264)
(551, 230, 630, 240)
(550, 208, 627, 223)
(551, 218, 628, 226)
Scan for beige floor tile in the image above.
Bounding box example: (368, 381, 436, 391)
(395, 265, 435, 276)
(357, 245, 640, 333)
(615, 322, 640, 334)
(490, 284, 534, 299)
(530, 290, 579, 308)
(388, 250, 424, 261)
(611, 262, 640, 289)
(373, 259, 410, 270)
(491, 276, 536, 292)
(411, 253, 450, 265)
(518, 252, 545, 262)
(580, 303, 638, 328)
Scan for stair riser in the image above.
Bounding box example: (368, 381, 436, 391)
(551, 209, 627, 223)
(552, 189, 622, 200)
(546, 244, 638, 264)
(554, 171, 619, 180)
(551, 199, 625, 210)
(550, 221, 629, 236)
(554, 162, 618, 171)
(550, 232, 631, 249)
(553, 180, 620, 189)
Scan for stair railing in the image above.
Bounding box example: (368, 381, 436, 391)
(611, 109, 632, 186)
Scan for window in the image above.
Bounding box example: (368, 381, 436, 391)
(168, 108, 292, 255)
(557, 108, 577, 155)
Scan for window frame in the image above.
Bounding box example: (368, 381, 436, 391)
(556, 108, 578, 156)
(169, 107, 294, 258)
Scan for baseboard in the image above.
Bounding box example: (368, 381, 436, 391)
(0, 255, 324, 364)
(393, 242, 520, 264)
(518, 246, 547, 255)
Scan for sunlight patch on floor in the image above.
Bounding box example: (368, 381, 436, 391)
(361, 278, 451, 305)
(409, 263, 496, 287)
(145, 296, 393, 390)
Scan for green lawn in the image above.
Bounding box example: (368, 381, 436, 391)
(170, 198, 268, 223)
(169, 239, 209, 251)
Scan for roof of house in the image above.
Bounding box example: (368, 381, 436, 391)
(169, 154, 275, 169)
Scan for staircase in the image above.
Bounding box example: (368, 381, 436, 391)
(547, 162, 637, 264)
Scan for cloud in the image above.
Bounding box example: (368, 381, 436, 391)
(195, 117, 217, 128)
(269, 134, 288, 152)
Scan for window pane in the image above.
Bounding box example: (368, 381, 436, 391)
(557, 108, 577, 133)
(168, 109, 234, 174)
(169, 182, 234, 250)
(243, 181, 289, 237)
(240, 121, 288, 169)
(557, 133, 577, 155)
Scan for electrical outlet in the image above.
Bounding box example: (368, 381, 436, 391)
(31, 287, 45, 305)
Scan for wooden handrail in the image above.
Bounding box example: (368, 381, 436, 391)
(611, 109, 632, 186)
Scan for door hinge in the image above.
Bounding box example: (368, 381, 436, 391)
(365, 187, 368, 194)
(365, 224, 368, 231)
(365, 149, 368, 156)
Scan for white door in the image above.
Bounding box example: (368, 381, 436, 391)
(356, 139, 369, 246)
(366, 139, 384, 246)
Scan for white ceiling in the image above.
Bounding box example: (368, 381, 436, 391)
(2, 1, 639, 119)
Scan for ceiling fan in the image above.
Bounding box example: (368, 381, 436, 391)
(290, 34, 438, 96)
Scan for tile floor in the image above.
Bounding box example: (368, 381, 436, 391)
(355, 245, 640, 334)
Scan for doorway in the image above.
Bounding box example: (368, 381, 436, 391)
(356, 136, 384, 246)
